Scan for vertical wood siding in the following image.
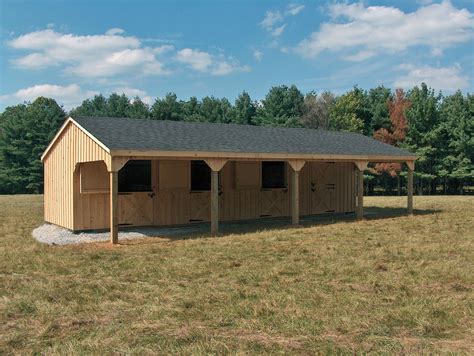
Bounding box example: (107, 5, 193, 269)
(43, 122, 110, 230)
(45, 124, 356, 231)
(154, 160, 356, 227)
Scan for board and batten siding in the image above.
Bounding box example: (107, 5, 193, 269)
(154, 160, 356, 226)
(43, 121, 110, 230)
(44, 120, 356, 231)
(66, 159, 355, 230)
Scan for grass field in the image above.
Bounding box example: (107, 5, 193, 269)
(1, 195, 473, 353)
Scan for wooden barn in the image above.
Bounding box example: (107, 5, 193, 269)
(41, 116, 416, 243)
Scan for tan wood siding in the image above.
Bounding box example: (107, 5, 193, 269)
(43, 121, 111, 230)
(153, 160, 355, 227)
(45, 123, 356, 230)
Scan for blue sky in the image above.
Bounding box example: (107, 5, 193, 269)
(0, 0, 473, 110)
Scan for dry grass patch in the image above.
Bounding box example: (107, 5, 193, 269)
(0, 195, 473, 353)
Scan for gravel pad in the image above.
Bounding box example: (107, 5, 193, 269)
(32, 223, 208, 245)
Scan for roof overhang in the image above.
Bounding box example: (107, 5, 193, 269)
(41, 116, 416, 164)
(109, 149, 416, 163)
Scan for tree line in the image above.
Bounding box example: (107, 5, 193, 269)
(0, 84, 472, 195)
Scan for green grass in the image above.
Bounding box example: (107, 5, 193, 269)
(1, 195, 473, 353)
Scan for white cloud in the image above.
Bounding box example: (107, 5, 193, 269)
(14, 52, 59, 68)
(105, 28, 125, 35)
(296, 1, 474, 60)
(259, 4, 304, 39)
(66, 47, 169, 77)
(176, 48, 213, 71)
(272, 24, 287, 37)
(0, 84, 98, 109)
(211, 62, 235, 76)
(176, 48, 250, 75)
(253, 49, 263, 61)
(8, 28, 250, 83)
(8, 29, 170, 77)
(259, 11, 283, 31)
(393, 64, 469, 91)
(287, 4, 305, 16)
(211, 61, 250, 76)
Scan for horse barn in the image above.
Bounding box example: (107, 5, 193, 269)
(41, 116, 417, 244)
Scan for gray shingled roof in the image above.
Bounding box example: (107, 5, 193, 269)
(74, 116, 415, 158)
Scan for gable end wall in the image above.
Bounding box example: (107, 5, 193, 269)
(43, 121, 110, 230)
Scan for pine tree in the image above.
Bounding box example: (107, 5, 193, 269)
(232, 91, 256, 125)
(255, 85, 304, 127)
(0, 97, 66, 193)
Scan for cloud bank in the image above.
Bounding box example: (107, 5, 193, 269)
(296, 1, 474, 60)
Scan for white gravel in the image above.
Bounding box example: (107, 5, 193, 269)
(32, 223, 209, 245)
(32, 212, 357, 245)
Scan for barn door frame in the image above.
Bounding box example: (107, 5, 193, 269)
(310, 162, 337, 214)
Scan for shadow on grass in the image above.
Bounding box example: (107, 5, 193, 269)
(118, 206, 439, 244)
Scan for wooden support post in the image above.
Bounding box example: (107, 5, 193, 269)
(205, 158, 228, 235)
(107, 157, 128, 245)
(291, 170, 300, 225)
(354, 161, 368, 220)
(407, 161, 415, 215)
(109, 170, 118, 244)
(288, 160, 305, 226)
(210, 170, 219, 235)
(357, 169, 364, 220)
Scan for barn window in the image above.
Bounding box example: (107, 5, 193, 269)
(191, 160, 211, 191)
(118, 160, 151, 192)
(261, 161, 286, 189)
(80, 161, 109, 193)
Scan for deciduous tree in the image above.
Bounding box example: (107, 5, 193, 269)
(329, 87, 366, 133)
(373, 89, 410, 193)
(299, 91, 335, 129)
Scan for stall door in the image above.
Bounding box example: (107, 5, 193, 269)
(190, 191, 210, 222)
(118, 192, 154, 226)
(260, 189, 288, 217)
(310, 162, 336, 214)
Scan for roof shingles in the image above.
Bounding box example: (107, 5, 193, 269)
(74, 116, 415, 158)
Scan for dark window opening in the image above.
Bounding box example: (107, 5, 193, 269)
(262, 161, 286, 189)
(191, 160, 211, 191)
(119, 160, 151, 192)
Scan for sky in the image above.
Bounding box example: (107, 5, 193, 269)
(0, 0, 473, 111)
